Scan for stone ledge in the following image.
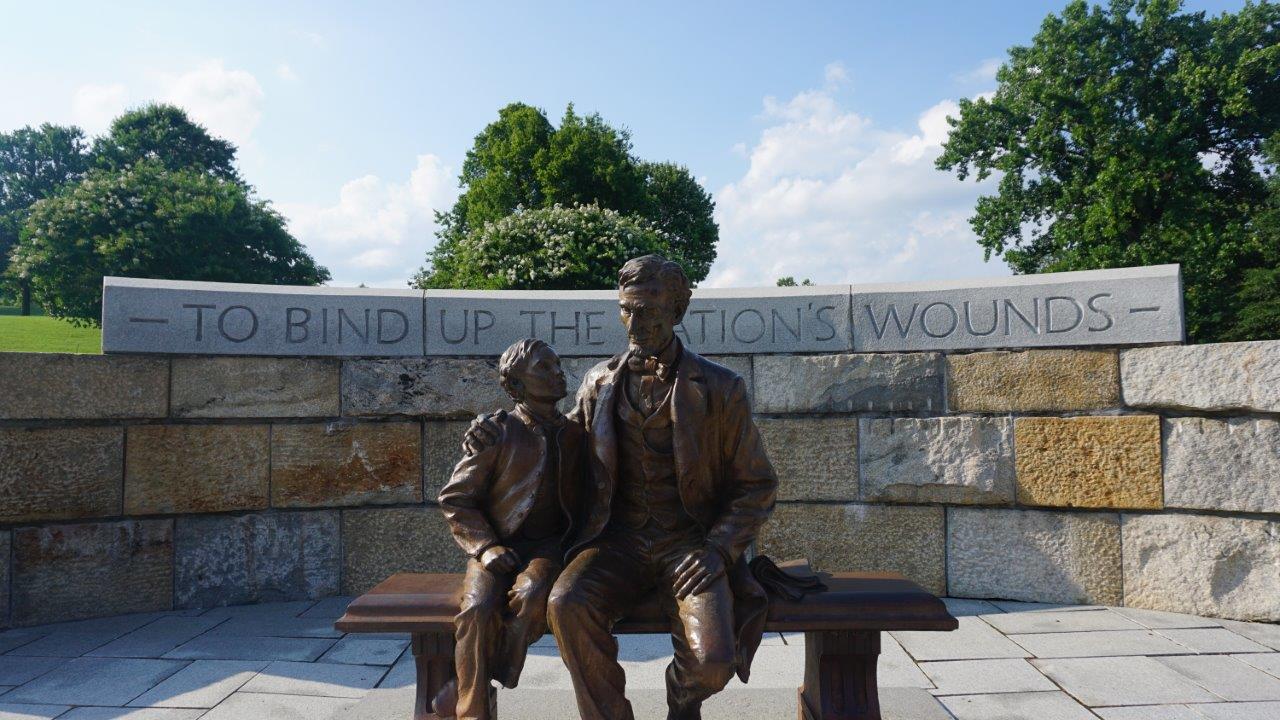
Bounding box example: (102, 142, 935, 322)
(946, 349, 1120, 412)
(272, 421, 422, 508)
(0, 353, 168, 420)
(1121, 340, 1280, 413)
(860, 417, 1014, 505)
(752, 353, 944, 414)
(12, 519, 174, 626)
(1122, 513, 1280, 622)
(1014, 416, 1162, 510)
(125, 425, 270, 515)
(1163, 417, 1280, 514)
(171, 357, 340, 418)
(1, 426, 124, 523)
(947, 507, 1122, 606)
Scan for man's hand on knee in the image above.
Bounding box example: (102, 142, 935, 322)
(673, 545, 727, 599)
(462, 410, 506, 456)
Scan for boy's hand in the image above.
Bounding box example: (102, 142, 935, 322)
(480, 545, 521, 574)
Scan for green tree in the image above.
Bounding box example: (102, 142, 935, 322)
(418, 103, 718, 288)
(415, 204, 667, 290)
(936, 0, 1280, 342)
(11, 160, 329, 324)
(0, 124, 90, 313)
(91, 104, 240, 182)
(776, 276, 814, 287)
(1226, 137, 1280, 340)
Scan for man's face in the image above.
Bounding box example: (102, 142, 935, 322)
(517, 345, 568, 402)
(619, 280, 678, 356)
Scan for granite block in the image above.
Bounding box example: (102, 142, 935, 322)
(170, 357, 340, 417)
(271, 421, 421, 508)
(753, 353, 944, 414)
(1121, 340, 1280, 413)
(756, 417, 857, 501)
(860, 416, 1014, 504)
(341, 506, 466, 595)
(0, 427, 123, 523)
(125, 425, 269, 515)
(1164, 417, 1280, 514)
(0, 353, 167, 419)
(947, 349, 1120, 412)
(1014, 416, 1162, 509)
(342, 358, 511, 417)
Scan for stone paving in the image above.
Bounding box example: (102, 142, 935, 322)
(0, 598, 1279, 719)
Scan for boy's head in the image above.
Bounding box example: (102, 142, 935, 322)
(498, 338, 568, 403)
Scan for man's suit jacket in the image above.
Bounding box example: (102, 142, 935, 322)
(439, 406, 584, 559)
(569, 344, 778, 680)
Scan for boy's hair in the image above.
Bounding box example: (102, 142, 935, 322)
(498, 338, 551, 401)
(618, 254, 691, 321)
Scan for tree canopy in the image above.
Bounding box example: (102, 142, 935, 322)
(91, 104, 241, 182)
(12, 160, 329, 323)
(937, 0, 1280, 342)
(418, 103, 717, 289)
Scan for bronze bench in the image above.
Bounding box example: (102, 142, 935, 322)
(336, 570, 957, 720)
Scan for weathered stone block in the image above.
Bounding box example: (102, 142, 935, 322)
(12, 519, 174, 625)
(1121, 340, 1280, 413)
(342, 506, 465, 595)
(556, 356, 611, 414)
(946, 349, 1120, 412)
(272, 421, 422, 508)
(756, 417, 857, 501)
(171, 357, 340, 417)
(708, 355, 753, 395)
(1014, 416, 1162, 509)
(424, 420, 469, 500)
(0, 353, 167, 419)
(947, 508, 1122, 605)
(860, 417, 1014, 504)
(1123, 514, 1280, 621)
(342, 358, 511, 417)
(125, 425, 269, 515)
(757, 503, 945, 595)
(1, 531, 10, 628)
(1164, 417, 1280, 514)
(753, 353, 944, 414)
(174, 511, 340, 608)
(1, 427, 123, 523)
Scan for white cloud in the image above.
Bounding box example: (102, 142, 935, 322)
(72, 83, 128, 134)
(276, 63, 298, 82)
(278, 154, 457, 287)
(158, 60, 264, 147)
(823, 61, 849, 89)
(709, 75, 1008, 288)
(956, 57, 1002, 85)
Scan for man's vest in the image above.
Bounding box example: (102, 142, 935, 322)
(613, 377, 691, 530)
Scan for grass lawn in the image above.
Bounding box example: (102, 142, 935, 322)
(0, 307, 101, 353)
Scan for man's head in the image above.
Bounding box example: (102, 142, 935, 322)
(498, 338, 567, 403)
(617, 254, 691, 357)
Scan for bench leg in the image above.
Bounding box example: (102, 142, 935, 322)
(412, 632, 456, 720)
(797, 630, 881, 720)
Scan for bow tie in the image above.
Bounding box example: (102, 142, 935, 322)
(626, 353, 674, 382)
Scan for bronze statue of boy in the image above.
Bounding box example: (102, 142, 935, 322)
(436, 338, 582, 720)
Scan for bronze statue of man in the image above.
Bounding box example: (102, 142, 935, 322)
(467, 255, 778, 720)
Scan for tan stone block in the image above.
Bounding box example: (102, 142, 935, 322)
(272, 421, 422, 508)
(171, 357, 340, 417)
(756, 503, 945, 595)
(948, 508, 1122, 605)
(124, 425, 269, 515)
(1014, 416, 1162, 509)
(0, 353, 167, 419)
(12, 519, 173, 625)
(947, 349, 1120, 412)
(1, 427, 123, 523)
(341, 506, 465, 595)
(424, 420, 470, 501)
(756, 417, 857, 501)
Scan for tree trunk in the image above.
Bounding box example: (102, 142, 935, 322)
(20, 281, 31, 316)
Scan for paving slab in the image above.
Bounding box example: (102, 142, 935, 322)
(318, 636, 408, 666)
(891, 616, 1029, 661)
(1218, 620, 1280, 651)
(59, 708, 206, 718)
(162, 636, 335, 662)
(199, 601, 317, 621)
(1114, 606, 1224, 629)
(1031, 656, 1220, 706)
(197, 692, 358, 720)
(0, 630, 48, 655)
(375, 652, 414, 689)
(239, 660, 384, 698)
(1011, 629, 1194, 658)
(0, 658, 61, 687)
(991, 601, 1102, 613)
(6, 615, 163, 657)
(878, 635, 933, 688)
(87, 617, 226, 658)
(982, 608, 1143, 634)
(1156, 655, 1280, 701)
(1234, 653, 1280, 678)
(941, 598, 1003, 617)
(940, 691, 1099, 720)
(204, 616, 343, 639)
(1156, 628, 1272, 654)
(1094, 706, 1207, 720)
(298, 597, 353, 619)
(1, 657, 187, 706)
(919, 658, 1057, 695)
(0, 704, 71, 719)
(128, 660, 267, 708)
(1192, 702, 1280, 720)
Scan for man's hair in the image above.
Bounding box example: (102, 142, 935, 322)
(498, 338, 550, 402)
(617, 254, 692, 322)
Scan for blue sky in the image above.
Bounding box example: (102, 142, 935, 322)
(0, 0, 1246, 288)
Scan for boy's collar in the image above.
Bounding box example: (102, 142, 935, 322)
(514, 402, 565, 429)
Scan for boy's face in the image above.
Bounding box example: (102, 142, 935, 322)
(517, 345, 568, 401)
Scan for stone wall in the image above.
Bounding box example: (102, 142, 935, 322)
(1, 340, 1277, 627)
